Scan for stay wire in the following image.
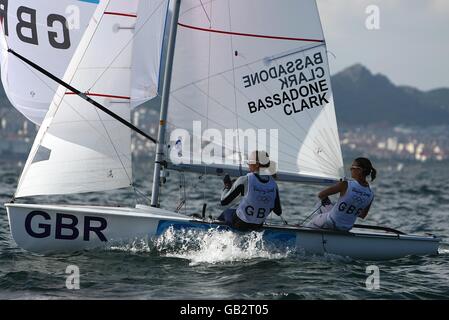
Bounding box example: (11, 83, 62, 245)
(227, 0, 243, 176)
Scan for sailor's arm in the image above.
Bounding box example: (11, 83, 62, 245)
(358, 198, 373, 219)
(318, 181, 348, 202)
(220, 176, 246, 206)
(272, 187, 282, 216)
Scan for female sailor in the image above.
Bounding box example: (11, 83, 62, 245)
(218, 150, 282, 231)
(307, 157, 376, 231)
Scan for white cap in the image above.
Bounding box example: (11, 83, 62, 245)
(246, 150, 277, 176)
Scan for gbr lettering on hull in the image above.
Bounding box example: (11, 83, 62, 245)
(25, 211, 108, 242)
(0, 0, 71, 49)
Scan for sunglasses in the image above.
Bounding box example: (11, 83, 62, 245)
(350, 166, 362, 170)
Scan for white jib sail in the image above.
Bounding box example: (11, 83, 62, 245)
(14, 0, 168, 198)
(0, 0, 97, 124)
(167, 0, 344, 182)
(0, 0, 168, 124)
(131, 0, 169, 108)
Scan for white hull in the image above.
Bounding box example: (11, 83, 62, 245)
(5, 203, 441, 260)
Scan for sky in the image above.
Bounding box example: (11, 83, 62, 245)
(316, 0, 449, 91)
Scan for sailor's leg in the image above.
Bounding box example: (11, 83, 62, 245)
(306, 211, 333, 229)
(218, 208, 236, 225)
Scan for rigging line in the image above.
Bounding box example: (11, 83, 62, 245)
(199, 0, 211, 24)
(170, 56, 342, 168)
(321, 105, 343, 154)
(165, 118, 248, 162)
(293, 48, 342, 165)
(203, 0, 213, 205)
(93, 107, 134, 187)
(303, 21, 344, 166)
(15, 55, 136, 169)
(183, 174, 187, 215)
(242, 58, 342, 168)
(162, 132, 328, 176)
(12, 59, 131, 192)
(177, 172, 186, 213)
(189, 83, 338, 172)
(172, 150, 337, 178)
(216, 75, 340, 173)
(168, 94, 317, 170)
(170, 93, 304, 165)
(266, 43, 325, 63)
(218, 75, 335, 174)
(8, 49, 157, 144)
(170, 94, 338, 176)
(170, 44, 325, 95)
(227, 0, 243, 175)
(170, 58, 340, 172)
(170, 140, 325, 173)
(187, 84, 338, 174)
(86, 0, 166, 93)
(319, 100, 344, 163)
(169, 43, 317, 95)
(180, 0, 219, 17)
(319, 127, 343, 167)
(133, 186, 152, 204)
(57, 0, 110, 101)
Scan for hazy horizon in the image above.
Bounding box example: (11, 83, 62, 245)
(317, 0, 449, 91)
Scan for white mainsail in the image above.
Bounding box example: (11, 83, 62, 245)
(166, 0, 344, 183)
(0, 0, 167, 124)
(14, 0, 169, 198)
(0, 0, 97, 124)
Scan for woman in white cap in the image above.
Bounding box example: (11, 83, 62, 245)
(218, 150, 282, 231)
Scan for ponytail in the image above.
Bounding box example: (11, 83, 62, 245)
(370, 167, 377, 182)
(355, 157, 377, 182)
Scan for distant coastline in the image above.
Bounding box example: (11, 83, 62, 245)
(1, 64, 448, 163)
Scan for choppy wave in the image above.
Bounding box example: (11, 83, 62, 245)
(1, 160, 449, 299)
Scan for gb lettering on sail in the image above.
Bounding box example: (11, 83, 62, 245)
(0, 0, 97, 124)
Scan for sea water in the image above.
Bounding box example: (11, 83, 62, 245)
(0, 159, 448, 299)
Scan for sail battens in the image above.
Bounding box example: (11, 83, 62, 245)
(104, 12, 138, 18)
(178, 22, 325, 43)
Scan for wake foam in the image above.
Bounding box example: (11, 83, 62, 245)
(154, 226, 292, 265)
(438, 243, 449, 255)
(108, 238, 152, 253)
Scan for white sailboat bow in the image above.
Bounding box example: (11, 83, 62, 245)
(2, 0, 441, 259)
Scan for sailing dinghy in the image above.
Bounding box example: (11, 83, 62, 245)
(1, 0, 441, 260)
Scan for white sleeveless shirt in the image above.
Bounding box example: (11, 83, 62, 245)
(236, 173, 277, 224)
(328, 180, 374, 231)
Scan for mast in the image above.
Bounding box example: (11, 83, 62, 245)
(151, 0, 181, 207)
